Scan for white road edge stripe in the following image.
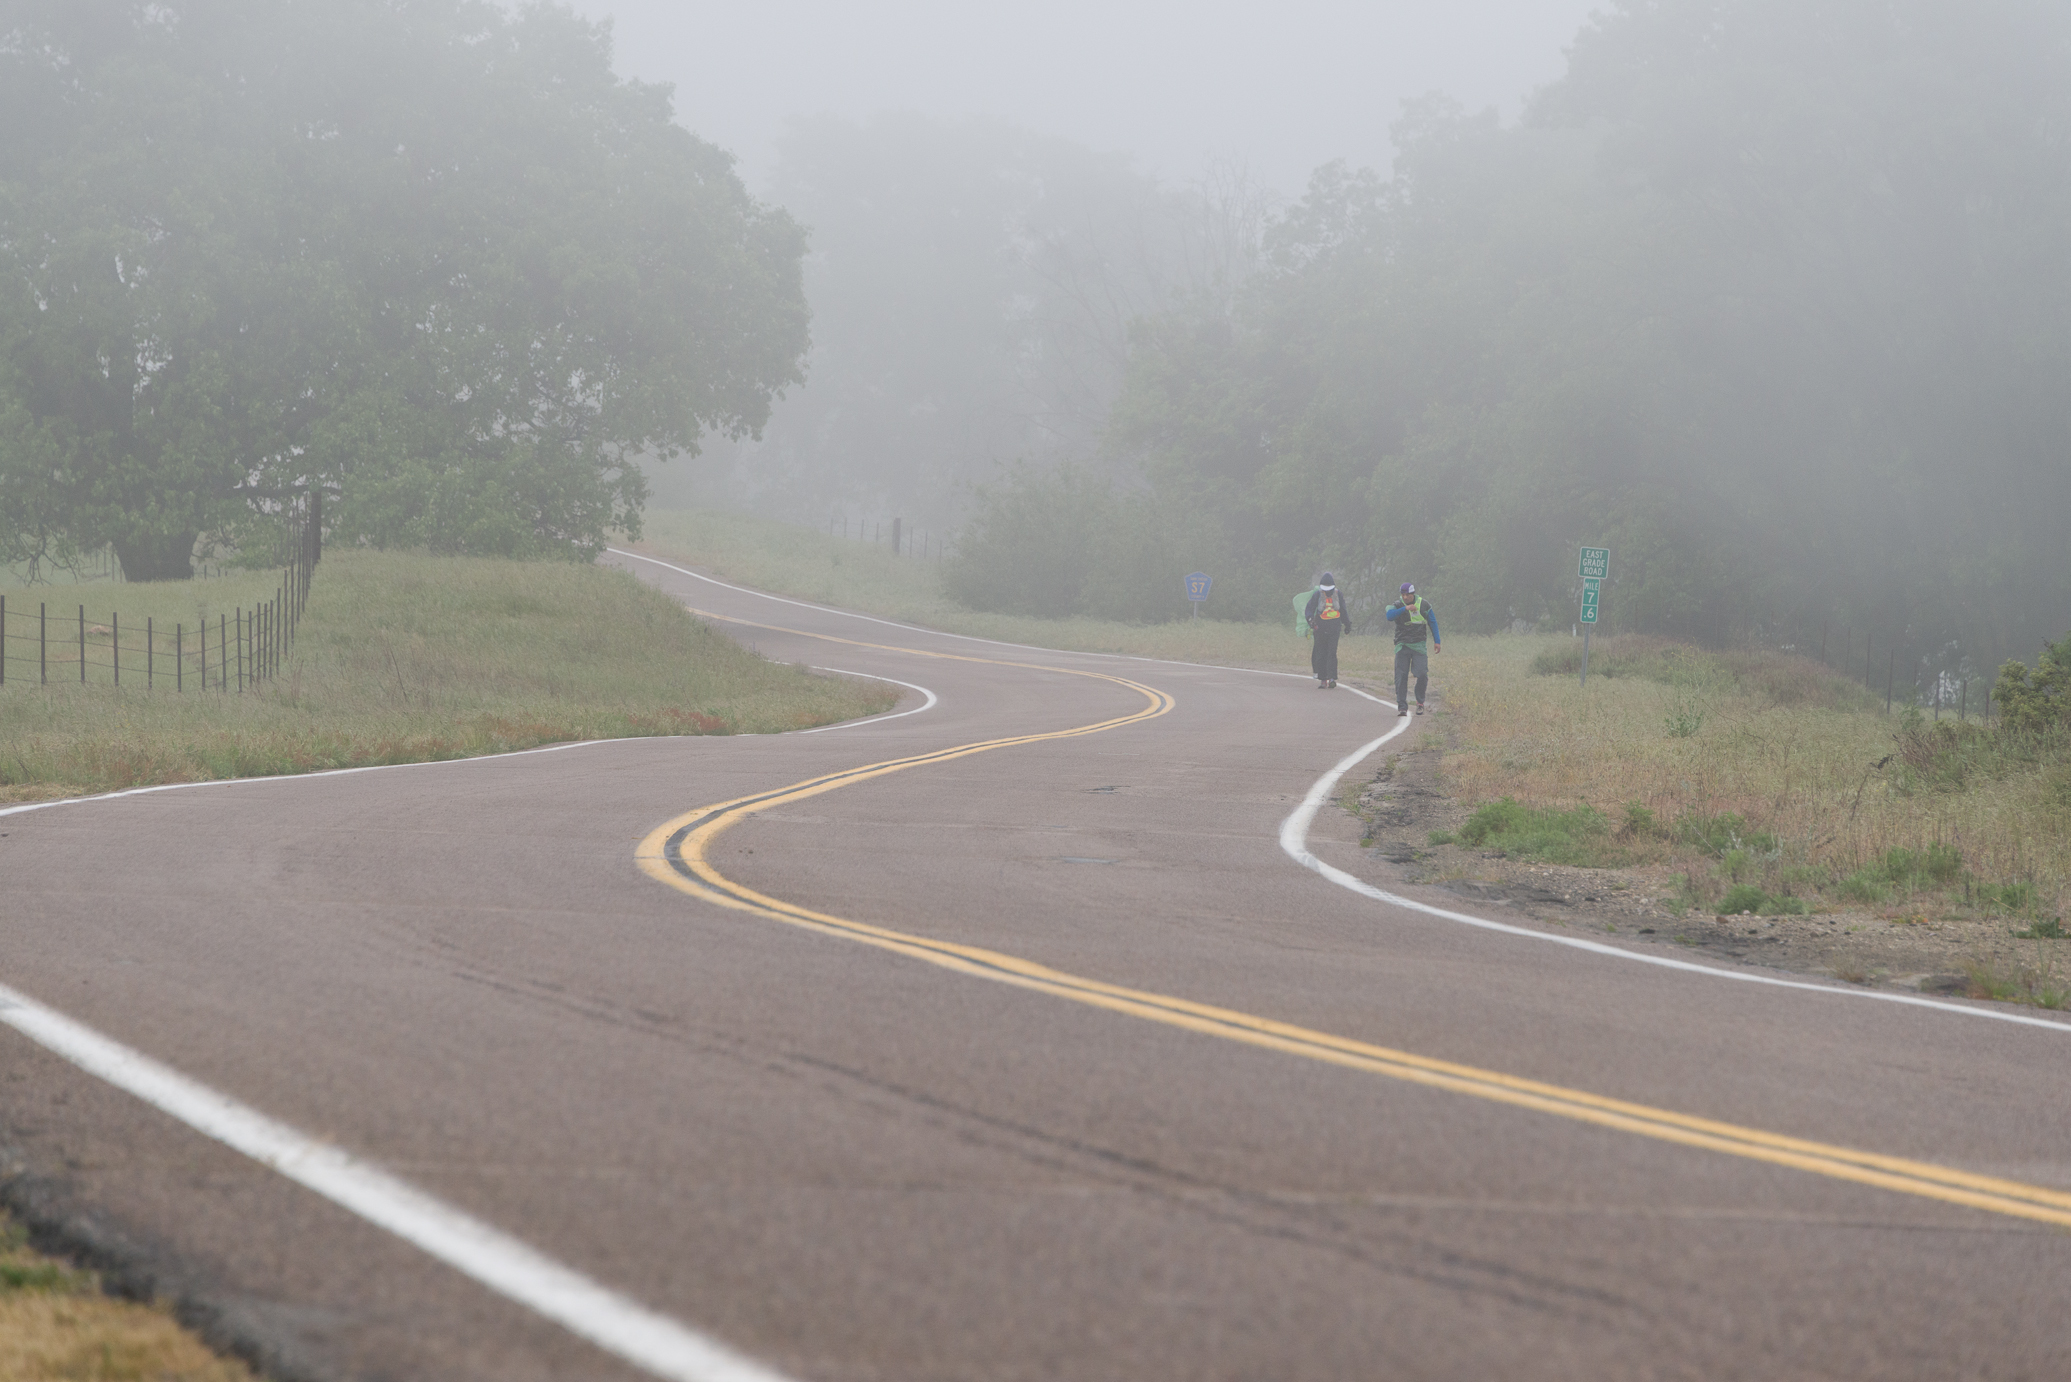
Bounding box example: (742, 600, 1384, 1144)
(613, 546, 2071, 1035)
(799, 667, 938, 732)
(0, 981, 796, 1382)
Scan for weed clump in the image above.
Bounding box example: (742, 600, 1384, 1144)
(1456, 798, 1616, 866)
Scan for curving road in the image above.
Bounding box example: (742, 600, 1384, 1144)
(3, 553, 2069, 1381)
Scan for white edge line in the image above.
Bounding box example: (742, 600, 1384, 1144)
(1277, 701, 2071, 1035)
(613, 547, 2071, 1035)
(0, 734, 637, 821)
(797, 668, 938, 733)
(0, 982, 794, 1382)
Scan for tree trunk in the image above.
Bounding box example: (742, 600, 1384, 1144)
(112, 531, 198, 582)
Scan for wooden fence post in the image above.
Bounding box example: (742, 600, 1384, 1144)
(113, 612, 119, 687)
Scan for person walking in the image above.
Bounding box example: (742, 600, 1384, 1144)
(1304, 574, 1349, 689)
(1384, 582, 1439, 715)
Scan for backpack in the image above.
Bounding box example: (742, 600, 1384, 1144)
(1315, 589, 1342, 623)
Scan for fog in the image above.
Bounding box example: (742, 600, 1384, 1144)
(564, 0, 1596, 196)
(6, 0, 2066, 685)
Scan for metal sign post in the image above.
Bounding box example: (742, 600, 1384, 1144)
(1577, 549, 1608, 687)
(1185, 572, 1211, 619)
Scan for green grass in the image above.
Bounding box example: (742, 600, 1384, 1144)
(1452, 797, 1620, 867)
(0, 549, 896, 800)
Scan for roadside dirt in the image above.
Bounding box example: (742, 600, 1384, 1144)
(1342, 721, 2070, 1006)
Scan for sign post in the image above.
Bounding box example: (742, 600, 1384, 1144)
(1185, 572, 1211, 620)
(1577, 548, 1608, 687)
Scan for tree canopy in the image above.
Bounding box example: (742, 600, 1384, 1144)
(958, 0, 2071, 679)
(0, 0, 808, 577)
(687, 112, 1266, 533)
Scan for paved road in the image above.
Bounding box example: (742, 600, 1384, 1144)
(4, 553, 2070, 1381)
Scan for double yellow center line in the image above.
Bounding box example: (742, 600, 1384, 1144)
(638, 614, 2071, 1232)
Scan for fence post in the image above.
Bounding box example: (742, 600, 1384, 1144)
(236, 609, 244, 694)
(148, 616, 154, 689)
(219, 613, 226, 693)
(79, 605, 85, 684)
(177, 624, 183, 692)
(113, 612, 119, 687)
(200, 618, 206, 691)
(40, 602, 47, 684)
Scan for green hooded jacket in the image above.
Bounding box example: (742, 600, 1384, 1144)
(1293, 587, 1319, 637)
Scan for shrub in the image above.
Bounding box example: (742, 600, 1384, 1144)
(1677, 811, 1777, 857)
(1456, 797, 1613, 865)
(1995, 634, 2071, 736)
(1619, 802, 1658, 838)
(1716, 884, 1809, 916)
(1837, 871, 1887, 903)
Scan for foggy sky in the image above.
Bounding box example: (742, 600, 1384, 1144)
(563, 0, 1603, 196)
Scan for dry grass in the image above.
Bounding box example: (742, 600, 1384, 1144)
(1436, 634, 2070, 916)
(0, 549, 897, 800)
(0, 1210, 254, 1382)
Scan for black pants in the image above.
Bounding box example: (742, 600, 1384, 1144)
(1311, 625, 1342, 683)
(1394, 643, 1428, 708)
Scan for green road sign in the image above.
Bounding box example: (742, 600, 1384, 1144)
(1580, 584, 1600, 624)
(1579, 547, 1609, 580)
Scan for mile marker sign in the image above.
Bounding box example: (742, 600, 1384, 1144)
(1579, 547, 1610, 581)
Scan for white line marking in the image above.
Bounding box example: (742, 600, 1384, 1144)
(1277, 715, 2071, 1034)
(799, 668, 938, 733)
(0, 735, 638, 822)
(611, 551, 2071, 1035)
(0, 983, 794, 1382)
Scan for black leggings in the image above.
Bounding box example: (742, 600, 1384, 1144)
(1311, 626, 1341, 683)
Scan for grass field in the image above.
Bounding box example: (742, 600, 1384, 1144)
(0, 548, 897, 802)
(1, 1208, 254, 1382)
(636, 506, 2070, 924)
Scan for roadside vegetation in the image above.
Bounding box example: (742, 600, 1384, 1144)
(1433, 634, 2069, 931)
(0, 1207, 252, 1382)
(0, 549, 895, 803)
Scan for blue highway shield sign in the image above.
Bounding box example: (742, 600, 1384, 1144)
(1186, 572, 1212, 602)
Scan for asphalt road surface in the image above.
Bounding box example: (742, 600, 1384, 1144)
(4, 552, 2070, 1381)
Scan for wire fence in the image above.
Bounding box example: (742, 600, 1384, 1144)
(0, 512, 320, 694)
(826, 513, 951, 561)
